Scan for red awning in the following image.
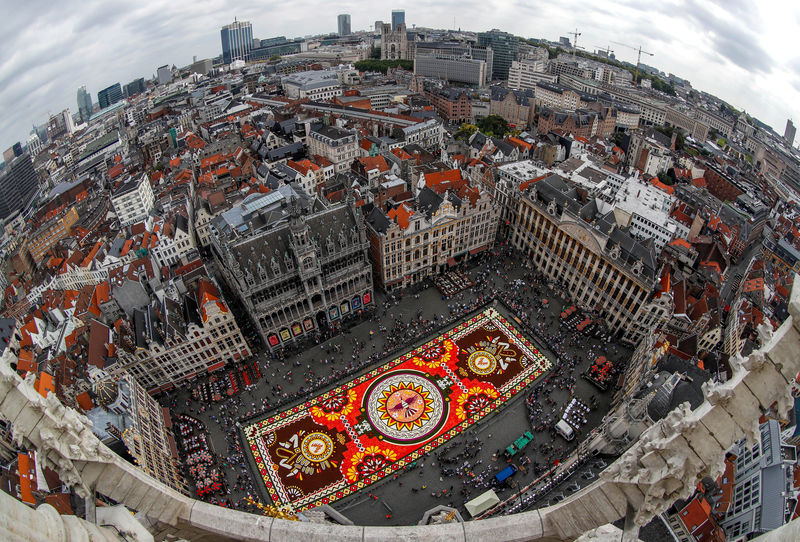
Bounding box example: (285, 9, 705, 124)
(447, 257, 457, 267)
(208, 361, 226, 372)
(469, 245, 488, 255)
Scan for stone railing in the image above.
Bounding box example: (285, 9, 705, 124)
(1, 283, 799, 541)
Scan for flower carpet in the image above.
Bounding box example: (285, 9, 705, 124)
(242, 306, 552, 512)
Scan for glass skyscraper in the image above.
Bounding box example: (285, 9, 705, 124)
(221, 19, 253, 64)
(97, 83, 123, 109)
(77, 86, 92, 123)
(477, 29, 519, 81)
(391, 10, 405, 31)
(338, 14, 351, 36)
(0, 152, 38, 220)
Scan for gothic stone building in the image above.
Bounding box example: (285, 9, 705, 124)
(212, 199, 373, 350)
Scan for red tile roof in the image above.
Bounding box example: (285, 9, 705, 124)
(387, 204, 414, 229)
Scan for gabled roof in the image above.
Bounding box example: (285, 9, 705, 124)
(387, 203, 414, 229)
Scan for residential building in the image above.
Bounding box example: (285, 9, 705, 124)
(422, 83, 472, 124)
(77, 86, 93, 123)
(337, 14, 351, 36)
(221, 19, 253, 64)
(86, 372, 186, 493)
(281, 70, 342, 101)
(536, 107, 598, 139)
(391, 9, 405, 30)
(785, 119, 796, 147)
(509, 175, 659, 345)
(0, 152, 39, 220)
(534, 82, 585, 110)
(111, 175, 155, 227)
(366, 177, 498, 290)
(26, 206, 79, 264)
(307, 125, 359, 173)
(97, 83, 123, 109)
(719, 420, 797, 540)
(489, 86, 535, 129)
(210, 196, 373, 351)
(110, 279, 251, 393)
(611, 174, 685, 251)
(508, 59, 557, 90)
(150, 213, 197, 269)
(477, 29, 518, 81)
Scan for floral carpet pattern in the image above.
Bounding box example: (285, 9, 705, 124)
(242, 307, 551, 511)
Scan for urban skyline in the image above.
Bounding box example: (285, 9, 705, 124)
(0, 1, 798, 153)
(2, 2, 800, 539)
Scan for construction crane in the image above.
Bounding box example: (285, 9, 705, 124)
(567, 28, 582, 58)
(594, 45, 614, 59)
(610, 41, 653, 86)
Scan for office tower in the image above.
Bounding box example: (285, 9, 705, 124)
(391, 10, 405, 31)
(124, 78, 146, 98)
(0, 152, 39, 219)
(97, 83, 123, 109)
(157, 65, 172, 85)
(77, 86, 93, 123)
(375, 20, 383, 33)
(338, 14, 351, 36)
(478, 29, 519, 81)
(220, 19, 253, 64)
(785, 119, 796, 147)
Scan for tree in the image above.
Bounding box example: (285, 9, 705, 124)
(371, 47, 381, 59)
(657, 171, 673, 186)
(354, 59, 412, 74)
(269, 55, 281, 62)
(454, 123, 478, 141)
(476, 115, 509, 137)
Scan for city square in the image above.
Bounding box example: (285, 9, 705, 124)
(241, 305, 552, 511)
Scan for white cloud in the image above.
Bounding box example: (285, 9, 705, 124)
(1, 1, 798, 150)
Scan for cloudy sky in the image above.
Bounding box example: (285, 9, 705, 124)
(1, 0, 799, 151)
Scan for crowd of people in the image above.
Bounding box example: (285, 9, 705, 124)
(162, 245, 626, 518)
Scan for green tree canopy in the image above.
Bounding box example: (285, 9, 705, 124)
(476, 115, 509, 137)
(354, 59, 412, 74)
(454, 123, 478, 141)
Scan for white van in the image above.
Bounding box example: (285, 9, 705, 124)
(556, 419, 575, 441)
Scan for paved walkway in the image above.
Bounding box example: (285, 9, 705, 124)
(160, 247, 631, 524)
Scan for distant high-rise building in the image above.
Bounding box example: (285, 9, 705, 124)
(338, 14, 351, 36)
(0, 152, 39, 220)
(391, 9, 405, 31)
(47, 110, 75, 140)
(221, 19, 253, 64)
(98, 83, 123, 109)
(77, 86, 93, 123)
(478, 29, 519, 81)
(157, 65, 172, 85)
(375, 20, 384, 33)
(26, 132, 43, 157)
(785, 119, 796, 147)
(124, 78, 146, 98)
